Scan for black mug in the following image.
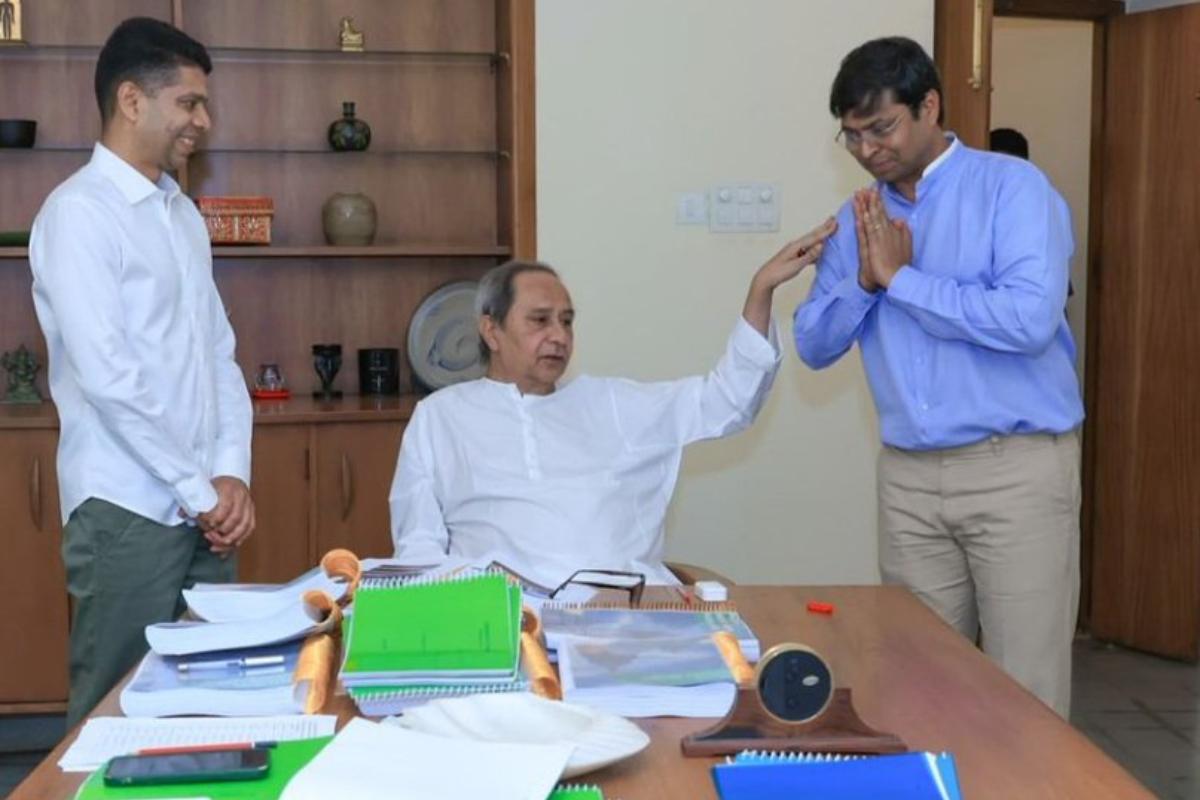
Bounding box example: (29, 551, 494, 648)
(358, 347, 399, 395)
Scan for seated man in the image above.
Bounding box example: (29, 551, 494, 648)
(390, 220, 834, 588)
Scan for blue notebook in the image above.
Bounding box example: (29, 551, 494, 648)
(712, 750, 962, 800)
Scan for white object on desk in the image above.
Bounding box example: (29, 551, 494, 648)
(385, 693, 649, 778)
(694, 580, 728, 602)
(280, 717, 572, 800)
(58, 715, 337, 772)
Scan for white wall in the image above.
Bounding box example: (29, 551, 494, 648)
(536, 1, 934, 584)
(991, 17, 1093, 379)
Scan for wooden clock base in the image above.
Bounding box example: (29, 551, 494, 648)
(681, 687, 906, 757)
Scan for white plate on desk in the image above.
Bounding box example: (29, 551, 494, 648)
(384, 693, 650, 778)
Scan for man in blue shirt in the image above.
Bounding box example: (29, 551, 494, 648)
(794, 37, 1083, 717)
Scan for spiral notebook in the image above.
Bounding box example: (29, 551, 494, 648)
(711, 750, 962, 800)
(347, 678, 530, 716)
(547, 785, 604, 799)
(341, 572, 522, 686)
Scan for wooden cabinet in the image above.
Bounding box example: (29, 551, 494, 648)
(241, 424, 312, 584)
(0, 425, 68, 708)
(313, 421, 404, 560)
(243, 408, 408, 584)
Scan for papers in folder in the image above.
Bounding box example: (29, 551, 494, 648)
(556, 635, 736, 718)
(58, 715, 337, 772)
(540, 604, 761, 661)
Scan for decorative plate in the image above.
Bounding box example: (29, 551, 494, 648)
(386, 693, 650, 778)
(407, 281, 487, 390)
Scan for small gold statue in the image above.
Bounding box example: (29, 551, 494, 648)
(0, 0, 25, 45)
(338, 16, 363, 53)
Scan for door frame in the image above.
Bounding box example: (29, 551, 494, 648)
(937, 0, 1125, 631)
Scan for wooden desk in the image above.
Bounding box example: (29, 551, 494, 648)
(13, 586, 1153, 799)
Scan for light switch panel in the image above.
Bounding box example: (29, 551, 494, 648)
(709, 182, 779, 233)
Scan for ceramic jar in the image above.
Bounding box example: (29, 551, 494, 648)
(322, 192, 377, 245)
(327, 101, 371, 151)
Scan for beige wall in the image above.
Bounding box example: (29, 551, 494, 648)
(535, 1, 934, 583)
(991, 17, 1093, 379)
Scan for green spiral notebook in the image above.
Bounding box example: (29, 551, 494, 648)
(341, 572, 522, 685)
(72, 737, 332, 800)
(547, 785, 604, 799)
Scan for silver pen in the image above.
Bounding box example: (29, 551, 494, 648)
(176, 654, 285, 672)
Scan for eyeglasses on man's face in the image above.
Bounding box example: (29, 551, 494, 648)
(836, 113, 905, 150)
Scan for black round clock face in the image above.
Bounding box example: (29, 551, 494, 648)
(756, 645, 834, 723)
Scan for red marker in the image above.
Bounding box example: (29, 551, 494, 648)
(806, 601, 835, 615)
(136, 741, 276, 756)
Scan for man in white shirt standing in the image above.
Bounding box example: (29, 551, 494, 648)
(390, 220, 835, 590)
(29, 17, 254, 727)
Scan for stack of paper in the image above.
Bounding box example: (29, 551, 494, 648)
(59, 715, 337, 772)
(120, 639, 308, 718)
(279, 718, 572, 800)
(183, 568, 350, 623)
(540, 605, 760, 661)
(145, 597, 335, 657)
(555, 635, 736, 718)
(340, 572, 528, 713)
(124, 565, 343, 717)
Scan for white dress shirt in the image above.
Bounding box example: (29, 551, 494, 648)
(390, 317, 780, 588)
(29, 143, 252, 526)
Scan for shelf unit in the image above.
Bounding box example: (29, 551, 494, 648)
(0, 0, 535, 711)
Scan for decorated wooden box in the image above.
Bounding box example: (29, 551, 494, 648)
(196, 196, 274, 245)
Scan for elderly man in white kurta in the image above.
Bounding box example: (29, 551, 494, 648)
(390, 222, 835, 589)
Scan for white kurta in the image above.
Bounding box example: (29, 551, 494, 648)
(29, 143, 252, 525)
(389, 318, 780, 588)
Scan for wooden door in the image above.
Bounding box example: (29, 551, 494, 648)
(241, 424, 313, 583)
(314, 422, 405, 560)
(0, 430, 68, 704)
(1088, 4, 1200, 659)
(935, 0, 994, 148)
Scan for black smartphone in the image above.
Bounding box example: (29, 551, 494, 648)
(103, 748, 271, 786)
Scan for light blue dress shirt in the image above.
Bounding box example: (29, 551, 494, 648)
(793, 138, 1084, 450)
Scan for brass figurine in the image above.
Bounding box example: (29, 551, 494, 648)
(0, 0, 25, 45)
(1, 344, 42, 404)
(338, 16, 363, 52)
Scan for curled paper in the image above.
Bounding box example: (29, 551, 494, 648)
(294, 632, 337, 714)
(520, 608, 562, 701)
(320, 548, 363, 600)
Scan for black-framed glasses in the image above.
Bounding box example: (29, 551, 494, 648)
(550, 569, 646, 607)
(835, 114, 904, 150)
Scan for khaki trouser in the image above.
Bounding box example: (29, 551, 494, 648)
(62, 498, 235, 728)
(877, 431, 1081, 718)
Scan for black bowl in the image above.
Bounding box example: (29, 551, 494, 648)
(0, 119, 36, 148)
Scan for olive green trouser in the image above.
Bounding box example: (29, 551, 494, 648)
(62, 498, 235, 729)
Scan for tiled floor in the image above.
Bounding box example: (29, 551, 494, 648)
(1072, 635, 1200, 799)
(2, 638, 1198, 797)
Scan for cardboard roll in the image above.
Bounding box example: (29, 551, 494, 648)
(755, 644, 834, 724)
